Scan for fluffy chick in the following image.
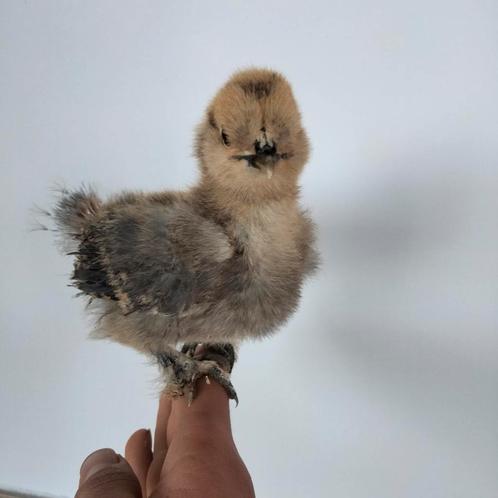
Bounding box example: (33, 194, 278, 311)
(49, 68, 318, 402)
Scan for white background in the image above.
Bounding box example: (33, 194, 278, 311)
(1, 1, 497, 497)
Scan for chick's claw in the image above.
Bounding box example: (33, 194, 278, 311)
(158, 343, 238, 405)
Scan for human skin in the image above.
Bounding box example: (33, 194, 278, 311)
(75, 380, 255, 498)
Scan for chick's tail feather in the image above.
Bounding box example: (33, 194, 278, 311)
(52, 185, 101, 238)
(32, 185, 102, 253)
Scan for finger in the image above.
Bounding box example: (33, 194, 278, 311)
(167, 377, 231, 442)
(159, 380, 254, 497)
(163, 379, 233, 485)
(76, 448, 142, 498)
(146, 394, 172, 496)
(153, 394, 173, 456)
(125, 429, 152, 497)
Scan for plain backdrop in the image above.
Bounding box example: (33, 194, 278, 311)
(1, 1, 497, 497)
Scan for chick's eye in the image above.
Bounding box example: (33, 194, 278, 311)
(221, 129, 230, 147)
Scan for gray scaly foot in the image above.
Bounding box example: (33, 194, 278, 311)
(156, 343, 238, 405)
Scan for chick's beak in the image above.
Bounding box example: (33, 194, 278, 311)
(258, 154, 276, 180)
(231, 138, 279, 178)
(255, 140, 277, 179)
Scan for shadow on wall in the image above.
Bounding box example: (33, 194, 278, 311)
(299, 143, 497, 458)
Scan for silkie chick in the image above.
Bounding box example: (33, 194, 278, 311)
(48, 68, 318, 403)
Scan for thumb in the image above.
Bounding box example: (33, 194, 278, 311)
(76, 448, 142, 498)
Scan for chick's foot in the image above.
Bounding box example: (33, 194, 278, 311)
(157, 343, 238, 405)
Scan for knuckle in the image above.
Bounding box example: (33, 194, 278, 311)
(76, 465, 140, 498)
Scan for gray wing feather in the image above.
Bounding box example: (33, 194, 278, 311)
(74, 200, 233, 315)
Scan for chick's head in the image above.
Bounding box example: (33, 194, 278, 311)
(195, 68, 309, 201)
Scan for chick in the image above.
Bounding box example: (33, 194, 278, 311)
(48, 68, 318, 403)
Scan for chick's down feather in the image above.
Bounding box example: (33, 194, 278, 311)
(48, 68, 318, 401)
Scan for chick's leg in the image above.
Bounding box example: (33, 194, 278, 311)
(156, 343, 238, 405)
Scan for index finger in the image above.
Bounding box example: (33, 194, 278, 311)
(146, 394, 172, 495)
(167, 377, 232, 444)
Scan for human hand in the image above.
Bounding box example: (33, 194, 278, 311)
(75, 379, 255, 497)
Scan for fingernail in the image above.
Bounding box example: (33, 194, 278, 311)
(80, 448, 119, 482)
